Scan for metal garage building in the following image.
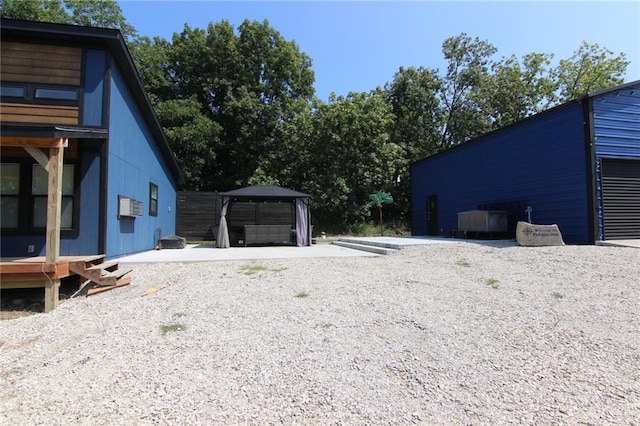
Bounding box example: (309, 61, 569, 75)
(410, 80, 639, 244)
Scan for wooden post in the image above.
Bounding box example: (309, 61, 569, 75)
(43, 138, 66, 312)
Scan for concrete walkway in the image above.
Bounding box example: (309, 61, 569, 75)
(115, 236, 468, 264)
(114, 236, 638, 264)
(596, 239, 640, 249)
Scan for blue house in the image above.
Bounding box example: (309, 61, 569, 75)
(1, 19, 184, 259)
(410, 81, 640, 244)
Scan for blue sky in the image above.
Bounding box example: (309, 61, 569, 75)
(118, 1, 640, 102)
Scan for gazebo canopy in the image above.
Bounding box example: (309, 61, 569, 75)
(219, 185, 311, 200)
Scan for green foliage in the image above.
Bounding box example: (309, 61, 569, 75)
(554, 41, 629, 101)
(134, 19, 315, 191)
(239, 264, 269, 275)
(302, 91, 402, 229)
(370, 191, 394, 235)
(369, 191, 393, 207)
(0, 0, 137, 41)
(480, 52, 557, 128)
(439, 33, 497, 147)
(160, 323, 186, 335)
(239, 263, 286, 275)
(154, 97, 221, 190)
(485, 278, 500, 289)
(346, 221, 408, 237)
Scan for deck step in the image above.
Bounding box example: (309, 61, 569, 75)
(69, 257, 132, 295)
(101, 268, 133, 280)
(87, 261, 119, 272)
(332, 240, 398, 255)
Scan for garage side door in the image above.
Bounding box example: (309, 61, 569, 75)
(601, 158, 640, 239)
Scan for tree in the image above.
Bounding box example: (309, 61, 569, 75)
(303, 91, 401, 231)
(369, 191, 393, 236)
(153, 97, 221, 191)
(0, 0, 137, 41)
(480, 52, 556, 129)
(384, 66, 442, 221)
(141, 20, 315, 190)
(553, 41, 629, 102)
(439, 33, 497, 147)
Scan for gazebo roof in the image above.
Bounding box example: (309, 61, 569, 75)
(219, 185, 311, 199)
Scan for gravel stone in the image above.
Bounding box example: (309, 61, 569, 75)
(1, 241, 638, 424)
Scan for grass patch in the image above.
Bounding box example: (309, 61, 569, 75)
(160, 323, 186, 335)
(551, 292, 565, 300)
(295, 291, 310, 298)
(240, 263, 269, 275)
(239, 263, 287, 276)
(485, 278, 500, 289)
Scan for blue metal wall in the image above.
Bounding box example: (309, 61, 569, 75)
(411, 102, 591, 244)
(591, 83, 640, 240)
(105, 66, 177, 258)
(82, 49, 105, 127)
(592, 83, 640, 160)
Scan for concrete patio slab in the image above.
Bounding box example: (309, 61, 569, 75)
(115, 242, 378, 264)
(114, 236, 473, 264)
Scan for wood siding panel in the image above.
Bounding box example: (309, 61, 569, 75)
(1, 42, 81, 86)
(0, 102, 79, 125)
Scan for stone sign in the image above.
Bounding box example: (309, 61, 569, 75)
(516, 221, 565, 246)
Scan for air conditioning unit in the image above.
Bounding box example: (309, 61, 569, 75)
(119, 196, 144, 218)
(457, 210, 508, 233)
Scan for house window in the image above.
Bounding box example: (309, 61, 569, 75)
(35, 88, 78, 101)
(149, 182, 158, 217)
(0, 85, 26, 98)
(0, 84, 78, 104)
(1, 163, 21, 228)
(31, 164, 75, 229)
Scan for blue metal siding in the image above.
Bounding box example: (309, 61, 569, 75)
(105, 67, 177, 258)
(593, 83, 640, 159)
(411, 102, 591, 243)
(592, 83, 640, 240)
(82, 49, 106, 127)
(73, 149, 102, 254)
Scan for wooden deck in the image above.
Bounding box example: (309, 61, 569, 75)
(0, 255, 131, 312)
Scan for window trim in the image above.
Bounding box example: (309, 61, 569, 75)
(0, 83, 79, 106)
(149, 182, 158, 217)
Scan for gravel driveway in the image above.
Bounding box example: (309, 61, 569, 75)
(1, 241, 638, 424)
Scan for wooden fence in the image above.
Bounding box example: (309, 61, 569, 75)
(176, 191, 219, 241)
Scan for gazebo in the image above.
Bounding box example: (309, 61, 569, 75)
(216, 185, 312, 247)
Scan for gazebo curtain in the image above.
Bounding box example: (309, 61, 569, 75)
(296, 198, 310, 247)
(216, 197, 230, 248)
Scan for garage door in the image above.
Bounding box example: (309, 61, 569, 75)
(601, 158, 640, 239)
